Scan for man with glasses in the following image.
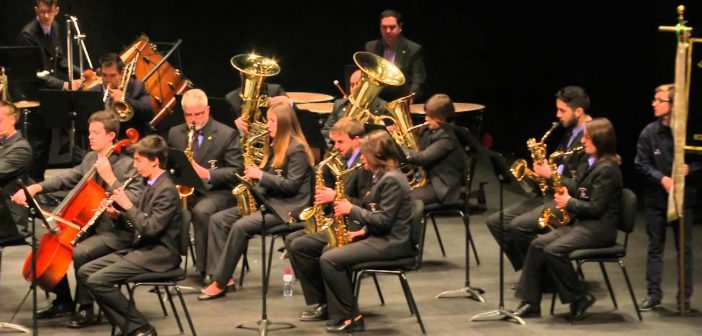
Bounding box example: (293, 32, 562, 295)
(167, 89, 243, 285)
(635, 84, 700, 313)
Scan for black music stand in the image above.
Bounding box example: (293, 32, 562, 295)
(232, 174, 295, 335)
(471, 150, 531, 325)
(296, 107, 327, 162)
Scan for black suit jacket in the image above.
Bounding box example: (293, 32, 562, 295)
(407, 126, 465, 205)
(321, 97, 386, 145)
(256, 140, 313, 218)
(224, 83, 286, 119)
(90, 80, 154, 137)
(123, 173, 181, 272)
(17, 19, 80, 95)
(168, 118, 243, 191)
(365, 36, 427, 100)
(0, 132, 32, 239)
(348, 169, 414, 258)
(563, 159, 622, 243)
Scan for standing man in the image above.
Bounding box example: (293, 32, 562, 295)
(486, 85, 590, 274)
(365, 9, 426, 101)
(91, 53, 153, 138)
(0, 102, 33, 238)
(168, 88, 243, 285)
(635, 84, 700, 313)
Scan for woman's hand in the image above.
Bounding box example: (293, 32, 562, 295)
(244, 164, 263, 180)
(554, 187, 571, 209)
(333, 198, 353, 216)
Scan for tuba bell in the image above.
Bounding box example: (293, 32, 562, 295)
(109, 58, 137, 122)
(344, 52, 405, 123)
(383, 93, 428, 190)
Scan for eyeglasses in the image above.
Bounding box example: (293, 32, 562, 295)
(184, 110, 205, 118)
(652, 98, 671, 104)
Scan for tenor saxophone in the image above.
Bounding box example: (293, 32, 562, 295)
(537, 146, 584, 230)
(297, 151, 341, 234)
(322, 163, 363, 248)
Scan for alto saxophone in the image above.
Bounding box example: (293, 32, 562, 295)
(510, 121, 559, 195)
(538, 146, 584, 230)
(232, 130, 269, 216)
(177, 123, 196, 202)
(297, 151, 341, 234)
(322, 163, 363, 248)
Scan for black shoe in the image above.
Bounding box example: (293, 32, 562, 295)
(674, 302, 691, 314)
(513, 301, 541, 318)
(128, 324, 157, 336)
(570, 293, 596, 321)
(35, 193, 59, 207)
(37, 300, 74, 319)
(325, 317, 364, 333)
(638, 296, 661, 311)
(65, 306, 96, 328)
(299, 303, 328, 321)
(201, 274, 212, 287)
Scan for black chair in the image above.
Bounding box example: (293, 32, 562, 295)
(113, 208, 198, 336)
(419, 125, 481, 267)
(549, 188, 643, 322)
(237, 222, 303, 289)
(351, 200, 427, 335)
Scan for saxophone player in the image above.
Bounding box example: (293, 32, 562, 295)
(513, 118, 622, 321)
(166, 88, 243, 285)
(290, 131, 414, 333)
(199, 98, 314, 300)
(486, 85, 591, 273)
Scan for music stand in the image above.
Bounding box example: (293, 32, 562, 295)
(232, 174, 294, 335)
(471, 150, 532, 325)
(295, 107, 327, 162)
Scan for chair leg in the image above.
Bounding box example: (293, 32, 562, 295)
(266, 235, 280, 291)
(124, 285, 136, 335)
(175, 285, 198, 335)
(430, 215, 446, 257)
(164, 285, 184, 333)
(397, 273, 415, 315)
(153, 286, 169, 317)
(372, 273, 385, 305)
(550, 292, 557, 315)
(619, 260, 643, 322)
(353, 270, 364, 300)
(598, 262, 618, 309)
(399, 273, 427, 335)
(239, 240, 249, 288)
(418, 214, 429, 267)
(189, 223, 197, 267)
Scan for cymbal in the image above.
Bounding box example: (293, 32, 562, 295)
(287, 92, 334, 104)
(297, 102, 334, 114)
(14, 101, 40, 109)
(410, 102, 485, 114)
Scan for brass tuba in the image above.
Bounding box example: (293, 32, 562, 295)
(297, 151, 342, 234)
(230, 53, 279, 165)
(383, 93, 428, 190)
(537, 146, 584, 230)
(109, 58, 136, 122)
(510, 122, 559, 195)
(177, 123, 196, 203)
(232, 130, 269, 217)
(344, 52, 405, 123)
(321, 163, 363, 248)
(0, 67, 9, 102)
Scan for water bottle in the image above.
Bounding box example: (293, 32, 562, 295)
(283, 267, 293, 297)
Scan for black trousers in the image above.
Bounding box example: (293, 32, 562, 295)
(190, 191, 235, 274)
(486, 196, 545, 271)
(286, 230, 329, 306)
(410, 184, 439, 207)
(645, 206, 694, 301)
(77, 252, 151, 335)
(516, 225, 612, 305)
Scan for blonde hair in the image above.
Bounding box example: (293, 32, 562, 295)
(261, 104, 314, 168)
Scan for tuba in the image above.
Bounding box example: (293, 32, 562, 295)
(344, 52, 405, 123)
(297, 151, 342, 234)
(177, 123, 197, 203)
(232, 130, 269, 217)
(383, 93, 428, 190)
(109, 58, 137, 122)
(230, 53, 279, 165)
(0, 67, 9, 102)
(321, 163, 363, 248)
(538, 146, 584, 230)
(510, 122, 559, 195)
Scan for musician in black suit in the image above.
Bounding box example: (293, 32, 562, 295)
(11, 111, 143, 328)
(167, 88, 243, 283)
(364, 9, 426, 101)
(78, 135, 180, 336)
(17, 0, 81, 182)
(90, 53, 154, 138)
(513, 118, 622, 321)
(486, 85, 591, 272)
(198, 100, 314, 299)
(321, 70, 387, 145)
(0, 102, 32, 238)
(406, 94, 465, 206)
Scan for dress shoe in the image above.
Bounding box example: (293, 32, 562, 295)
(128, 324, 158, 336)
(638, 295, 661, 311)
(513, 301, 541, 318)
(197, 288, 226, 301)
(325, 316, 364, 333)
(65, 306, 96, 328)
(674, 301, 691, 314)
(201, 274, 212, 287)
(570, 293, 596, 321)
(35, 193, 59, 207)
(299, 303, 328, 321)
(37, 300, 74, 319)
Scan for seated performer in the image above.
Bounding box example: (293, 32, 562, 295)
(78, 135, 180, 336)
(0, 101, 32, 238)
(486, 85, 591, 273)
(288, 130, 414, 333)
(167, 89, 243, 284)
(321, 69, 386, 145)
(90, 53, 153, 137)
(225, 82, 286, 119)
(406, 93, 465, 207)
(513, 118, 622, 320)
(10, 111, 143, 328)
(198, 100, 314, 299)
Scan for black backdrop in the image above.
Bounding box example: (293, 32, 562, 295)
(2, 0, 701, 191)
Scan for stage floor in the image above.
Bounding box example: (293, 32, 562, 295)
(2, 159, 701, 335)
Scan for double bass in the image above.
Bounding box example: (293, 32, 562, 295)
(22, 129, 139, 290)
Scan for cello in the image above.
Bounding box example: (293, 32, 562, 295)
(22, 129, 139, 290)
